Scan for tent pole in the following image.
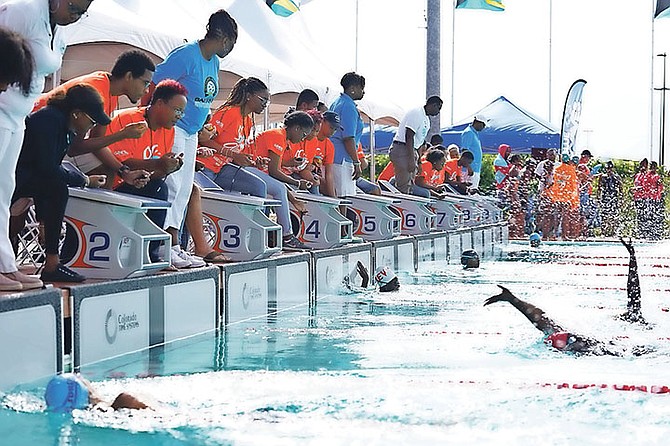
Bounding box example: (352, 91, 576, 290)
(370, 119, 376, 181)
(651, 0, 656, 163)
(450, 0, 456, 125)
(548, 0, 552, 122)
(426, 0, 441, 137)
(355, 0, 359, 71)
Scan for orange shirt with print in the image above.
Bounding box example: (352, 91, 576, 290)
(280, 139, 308, 175)
(304, 137, 335, 166)
(356, 143, 365, 161)
(33, 71, 119, 117)
(546, 162, 579, 207)
(417, 159, 444, 187)
(442, 159, 462, 182)
(252, 127, 289, 173)
(198, 105, 254, 174)
(107, 107, 175, 188)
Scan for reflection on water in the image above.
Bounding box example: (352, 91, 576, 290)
(3, 241, 670, 445)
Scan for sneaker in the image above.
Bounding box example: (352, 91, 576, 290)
(178, 249, 206, 268)
(170, 246, 192, 269)
(40, 264, 85, 283)
(283, 235, 310, 251)
(0, 273, 22, 292)
(4, 271, 43, 290)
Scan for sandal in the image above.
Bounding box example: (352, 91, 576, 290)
(203, 251, 233, 263)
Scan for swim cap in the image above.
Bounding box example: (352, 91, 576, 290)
(45, 374, 89, 412)
(561, 153, 570, 163)
(546, 332, 570, 350)
(374, 266, 397, 286)
(375, 266, 400, 292)
(461, 249, 480, 269)
(529, 232, 541, 248)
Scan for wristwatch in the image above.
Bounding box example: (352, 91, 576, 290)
(117, 164, 131, 176)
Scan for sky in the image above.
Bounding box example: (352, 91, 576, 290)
(295, 0, 670, 162)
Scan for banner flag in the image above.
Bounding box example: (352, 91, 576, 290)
(656, 0, 670, 19)
(456, 0, 505, 12)
(559, 79, 587, 157)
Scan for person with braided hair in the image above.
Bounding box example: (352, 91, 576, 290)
(143, 9, 238, 268)
(197, 77, 270, 198)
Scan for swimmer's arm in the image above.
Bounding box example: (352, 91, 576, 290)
(356, 261, 369, 288)
(111, 392, 150, 410)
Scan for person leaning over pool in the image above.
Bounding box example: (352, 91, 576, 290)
(0, 0, 94, 291)
(10, 85, 110, 283)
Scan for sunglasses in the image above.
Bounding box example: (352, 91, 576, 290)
(256, 94, 270, 106)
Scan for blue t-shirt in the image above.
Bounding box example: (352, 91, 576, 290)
(329, 93, 364, 164)
(461, 124, 483, 174)
(153, 41, 219, 135)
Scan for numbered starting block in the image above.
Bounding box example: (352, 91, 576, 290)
(429, 198, 464, 231)
(473, 194, 504, 223)
(61, 188, 171, 279)
(289, 192, 353, 249)
(345, 193, 401, 241)
(378, 180, 436, 235)
(195, 172, 282, 262)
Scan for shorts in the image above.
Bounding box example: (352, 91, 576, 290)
(331, 162, 357, 197)
(64, 153, 102, 174)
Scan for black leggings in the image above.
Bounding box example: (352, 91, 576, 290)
(13, 176, 69, 255)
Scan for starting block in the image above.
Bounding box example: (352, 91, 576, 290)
(195, 172, 282, 261)
(440, 193, 487, 227)
(429, 198, 464, 231)
(61, 188, 171, 279)
(289, 192, 353, 249)
(345, 193, 402, 241)
(378, 180, 436, 235)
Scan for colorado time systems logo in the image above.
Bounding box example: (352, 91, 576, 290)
(105, 308, 141, 344)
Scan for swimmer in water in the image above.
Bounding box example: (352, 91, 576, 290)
(346, 261, 400, 292)
(618, 237, 647, 325)
(484, 285, 651, 356)
(45, 373, 150, 413)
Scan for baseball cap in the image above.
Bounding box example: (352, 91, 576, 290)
(45, 374, 90, 412)
(68, 84, 112, 126)
(473, 114, 489, 126)
(322, 111, 343, 129)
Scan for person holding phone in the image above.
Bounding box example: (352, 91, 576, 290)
(106, 80, 188, 265)
(249, 111, 314, 250)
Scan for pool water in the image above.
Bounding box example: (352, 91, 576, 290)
(2, 241, 670, 445)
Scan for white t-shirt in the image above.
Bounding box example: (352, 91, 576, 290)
(394, 106, 430, 150)
(0, 0, 67, 130)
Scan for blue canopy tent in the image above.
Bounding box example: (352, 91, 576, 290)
(361, 96, 559, 154)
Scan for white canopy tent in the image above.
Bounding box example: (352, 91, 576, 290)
(51, 0, 402, 124)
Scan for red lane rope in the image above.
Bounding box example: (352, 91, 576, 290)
(422, 331, 670, 339)
(449, 380, 670, 394)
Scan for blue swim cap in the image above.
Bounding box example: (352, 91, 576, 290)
(529, 232, 541, 247)
(45, 374, 89, 412)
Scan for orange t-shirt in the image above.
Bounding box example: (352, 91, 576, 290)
(356, 143, 365, 161)
(198, 105, 254, 174)
(303, 137, 335, 166)
(281, 139, 309, 175)
(378, 162, 395, 182)
(546, 162, 579, 207)
(33, 71, 119, 118)
(252, 127, 289, 173)
(443, 159, 462, 182)
(417, 159, 444, 187)
(107, 107, 175, 187)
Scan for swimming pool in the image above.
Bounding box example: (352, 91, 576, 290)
(2, 241, 670, 445)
